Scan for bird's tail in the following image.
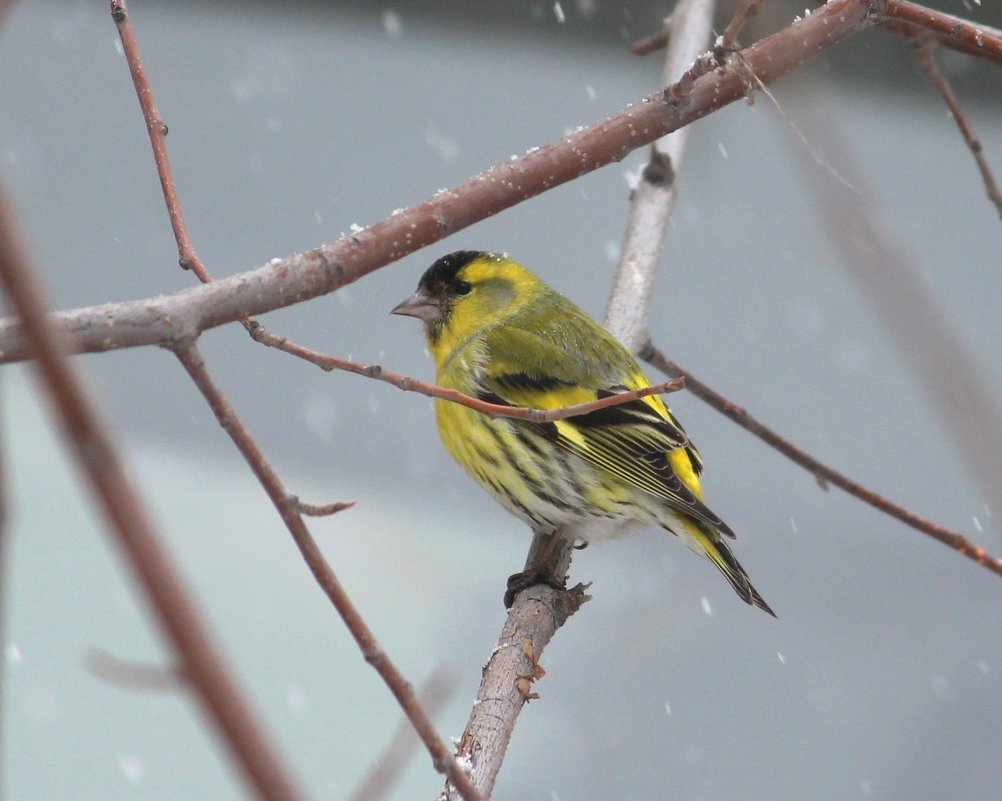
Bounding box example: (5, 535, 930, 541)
(681, 521, 776, 617)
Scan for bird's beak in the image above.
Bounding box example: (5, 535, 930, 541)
(390, 289, 441, 322)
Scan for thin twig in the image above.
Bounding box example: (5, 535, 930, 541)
(880, 0, 1002, 66)
(110, 6, 480, 797)
(641, 344, 1002, 579)
(0, 0, 883, 365)
(0, 191, 307, 801)
(111, 0, 210, 279)
(172, 342, 481, 801)
(251, 324, 684, 422)
(913, 35, 1002, 220)
(631, 28, 670, 55)
(717, 0, 763, 53)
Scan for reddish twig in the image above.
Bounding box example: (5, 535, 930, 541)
(880, 0, 1002, 66)
(912, 35, 1002, 220)
(0, 0, 883, 365)
(641, 344, 1002, 579)
(111, 0, 210, 279)
(250, 324, 684, 422)
(110, 5, 480, 798)
(172, 342, 481, 801)
(0, 192, 307, 801)
(717, 0, 764, 53)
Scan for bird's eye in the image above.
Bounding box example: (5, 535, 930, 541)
(453, 280, 472, 296)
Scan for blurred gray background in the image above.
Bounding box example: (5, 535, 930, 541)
(2, 1, 1002, 799)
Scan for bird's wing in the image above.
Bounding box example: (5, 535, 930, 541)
(478, 327, 732, 537)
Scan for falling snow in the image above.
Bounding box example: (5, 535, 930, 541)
(700, 597, 713, 616)
(553, 2, 566, 23)
(117, 755, 146, 784)
(5, 642, 22, 664)
(424, 122, 459, 162)
(382, 10, 403, 38)
(287, 686, 307, 712)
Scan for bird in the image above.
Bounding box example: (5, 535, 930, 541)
(391, 250, 774, 616)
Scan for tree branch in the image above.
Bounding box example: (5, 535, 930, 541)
(443, 537, 586, 800)
(0, 0, 883, 364)
(880, 0, 1002, 66)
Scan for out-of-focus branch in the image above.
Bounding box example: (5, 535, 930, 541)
(641, 345, 1002, 579)
(0, 0, 883, 364)
(0, 192, 307, 801)
(605, 0, 718, 352)
(347, 667, 459, 801)
(912, 36, 1002, 220)
(787, 91, 1002, 538)
(84, 648, 185, 692)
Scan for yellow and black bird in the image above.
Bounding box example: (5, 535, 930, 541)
(392, 250, 773, 615)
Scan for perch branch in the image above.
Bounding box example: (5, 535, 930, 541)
(443, 538, 587, 800)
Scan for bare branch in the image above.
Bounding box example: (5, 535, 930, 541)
(348, 667, 459, 801)
(641, 345, 1002, 580)
(0, 191, 307, 801)
(880, 0, 1002, 66)
(912, 36, 1002, 220)
(110, 0, 211, 281)
(0, 0, 883, 364)
(718, 0, 763, 53)
(109, 7, 479, 797)
(252, 324, 684, 422)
